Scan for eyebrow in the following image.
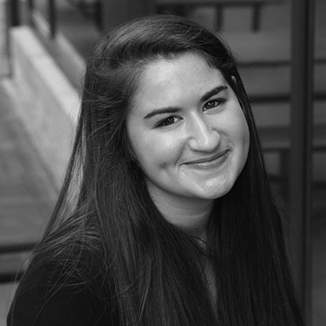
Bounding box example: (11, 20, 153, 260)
(201, 85, 228, 102)
(144, 85, 228, 120)
(144, 107, 180, 120)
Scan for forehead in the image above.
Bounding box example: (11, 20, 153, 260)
(132, 53, 226, 104)
(141, 52, 217, 80)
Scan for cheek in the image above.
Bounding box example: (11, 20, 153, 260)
(223, 107, 250, 166)
(241, 117, 250, 150)
(237, 118, 250, 145)
(237, 118, 250, 168)
(130, 135, 172, 171)
(231, 108, 250, 145)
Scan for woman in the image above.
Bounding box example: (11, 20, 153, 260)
(8, 15, 304, 326)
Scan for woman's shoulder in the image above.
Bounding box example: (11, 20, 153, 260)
(7, 251, 116, 326)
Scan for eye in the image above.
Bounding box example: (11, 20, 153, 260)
(156, 116, 181, 128)
(203, 99, 226, 111)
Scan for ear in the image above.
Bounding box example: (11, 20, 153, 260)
(231, 75, 237, 84)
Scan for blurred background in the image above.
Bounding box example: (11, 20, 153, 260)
(0, 0, 325, 325)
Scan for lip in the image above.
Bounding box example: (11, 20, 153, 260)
(183, 150, 229, 169)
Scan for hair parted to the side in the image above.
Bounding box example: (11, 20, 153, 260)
(27, 15, 303, 326)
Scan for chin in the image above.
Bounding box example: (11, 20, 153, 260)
(187, 189, 226, 202)
(196, 179, 236, 200)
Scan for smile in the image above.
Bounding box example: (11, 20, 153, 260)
(183, 150, 229, 170)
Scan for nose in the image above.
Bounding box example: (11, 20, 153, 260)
(187, 115, 220, 152)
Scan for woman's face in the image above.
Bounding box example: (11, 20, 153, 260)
(126, 52, 250, 207)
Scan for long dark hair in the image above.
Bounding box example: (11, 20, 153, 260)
(27, 15, 303, 325)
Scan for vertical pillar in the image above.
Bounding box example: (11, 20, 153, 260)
(100, 0, 155, 32)
(27, 0, 35, 25)
(290, 0, 315, 324)
(9, 0, 21, 26)
(48, 0, 56, 38)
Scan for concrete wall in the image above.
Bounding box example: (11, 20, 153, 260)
(9, 26, 80, 191)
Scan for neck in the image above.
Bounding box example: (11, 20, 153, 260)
(148, 184, 214, 240)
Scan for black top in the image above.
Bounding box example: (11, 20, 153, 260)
(7, 260, 114, 326)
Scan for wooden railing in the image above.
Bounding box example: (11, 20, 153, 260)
(157, 0, 284, 31)
(259, 124, 326, 201)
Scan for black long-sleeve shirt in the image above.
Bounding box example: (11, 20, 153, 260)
(7, 261, 114, 326)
